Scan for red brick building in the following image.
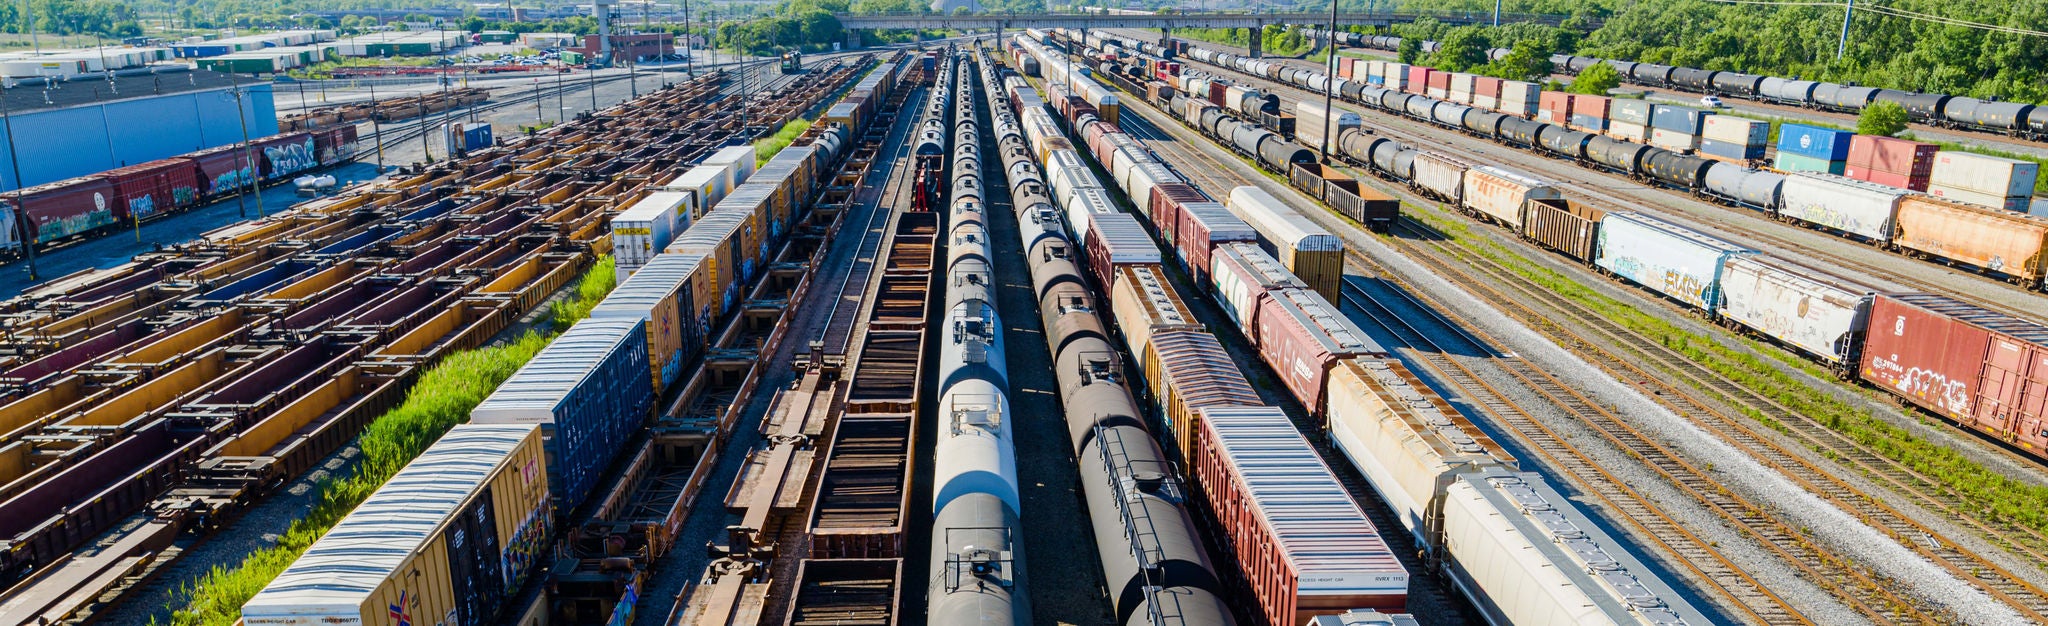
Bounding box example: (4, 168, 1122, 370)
(570, 33, 674, 64)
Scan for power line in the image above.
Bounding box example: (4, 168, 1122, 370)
(1705, 0, 2048, 38)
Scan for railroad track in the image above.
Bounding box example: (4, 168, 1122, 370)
(1105, 95, 1843, 621)
(811, 81, 927, 356)
(1144, 51, 2048, 619)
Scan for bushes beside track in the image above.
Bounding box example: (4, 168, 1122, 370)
(755, 117, 813, 166)
(162, 257, 619, 626)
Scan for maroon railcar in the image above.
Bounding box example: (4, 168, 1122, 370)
(311, 125, 361, 167)
(251, 132, 319, 182)
(1251, 287, 1383, 419)
(1861, 293, 2048, 455)
(1174, 201, 1259, 285)
(1082, 212, 1160, 293)
(189, 144, 259, 196)
(102, 158, 201, 221)
(8, 175, 118, 245)
(1147, 182, 1206, 243)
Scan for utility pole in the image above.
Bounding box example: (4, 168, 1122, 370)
(2, 90, 38, 281)
(683, 0, 695, 77)
(229, 75, 263, 218)
(1321, 0, 1337, 165)
(1836, 0, 1855, 59)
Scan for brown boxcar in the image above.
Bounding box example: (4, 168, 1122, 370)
(1141, 330, 1262, 463)
(8, 175, 119, 245)
(1148, 182, 1207, 244)
(1253, 288, 1382, 419)
(1326, 183, 1400, 233)
(1109, 265, 1204, 381)
(1861, 293, 2048, 455)
(1892, 195, 2048, 289)
(1175, 201, 1260, 285)
(102, 159, 201, 221)
(1521, 197, 1606, 263)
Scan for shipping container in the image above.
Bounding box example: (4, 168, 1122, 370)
(610, 190, 691, 277)
(1610, 100, 1652, 126)
(1252, 288, 1381, 415)
(1142, 330, 1261, 463)
(1777, 124, 1853, 161)
(1226, 186, 1344, 301)
(1649, 127, 1701, 153)
(470, 317, 652, 507)
(241, 424, 552, 626)
(1498, 81, 1538, 118)
(1718, 256, 1873, 366)
(1650, 104, 1711, 134)
(1892, 195, 2048, 286)
(1595, 212, 1758, 310)
(1845, 135, 1938, 190)
(1778, 173, 1910, 242)
(1928, 151, 2038, 199)
(1461, 166, 1560, 229)
(1773, 152, 1845, 175)
(1295, 100, 1361, 155)
(1191, 405, 1409, 626)
(1607, 121, 1648, 143)
(1110, 265, 1204, 380)
(1521, 198, 1605, 263)
(589, 253, 704, 395)
(1702, 116, 1769, 146)
(1860, 293, 2048, 455)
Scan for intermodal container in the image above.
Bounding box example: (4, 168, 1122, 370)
(589, 253, 704, 395)
(1773, 152, 1845, 175)
(1649, 127, 1700, 153)
(1499, 80, 1538, 118)
(1845, 135, 1938, 191)
(470, 317, 652, 507)
(1142, 330, 1261, 463)
(1461, 166, 1560, 229)
(1718, 256, 1874, 365)
(1607, 121, 1648, 142)
(241, 424, 552, 626)
(1860, 293, 2048, 454)
(1226, 186, 1344, 301)
(1650, 104, 1710, 134)
(1610, 100, 1652, 125)
(610, 190, 691, 277)
(1109, 264, 1203, 380)
(1929, 151, 2038, 199)
(1778, 173, 1909, 241)
(1190, 405, 1409, 626)
(1595, 212, 1758, 310)
(1569, 95, 1610, 133)
(1537, 91, 1571, 126)
(1447, 73, 1474, 104)
(1892, 195, 2048, 285)
(1295, 100, 1361, 156)
(1702, 116, 1768, 146)
(1777, 124, 1853, 161)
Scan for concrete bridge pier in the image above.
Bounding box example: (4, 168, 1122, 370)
(1246, 20, 1264, 58)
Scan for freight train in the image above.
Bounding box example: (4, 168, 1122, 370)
(1007, 37, 1712, 626)
(982, 47, 1247, 626)
(0, 126, 361, 258)
(1104, 34, 2048, 293)
(1084, 33, 2048, 467)
(240, 112, 857, 626)
(928, 49, 1034, 626)
(1300, 27, 2048, 141)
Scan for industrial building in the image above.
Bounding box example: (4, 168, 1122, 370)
(0, 47, 173, 80)
(0, 70, 276, 189)
(169, 30, 337, 58)
(331, 30, 468, 56)
(567, 33, 674, 64)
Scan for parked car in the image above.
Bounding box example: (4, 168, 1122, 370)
(1701, 95, 1725, 108)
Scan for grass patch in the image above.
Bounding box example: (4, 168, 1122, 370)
(160, 257, 617, 626)
(1403, 206, 2048, 533)
(755, 117, 812, 166)
(551, 255, 617, 328)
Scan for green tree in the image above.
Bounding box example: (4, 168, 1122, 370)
(1429, 27, 1491, 72)
(1479, 37, 1554, 81)
(1569, 61, 1620, 95)
(1397, 37, 1419, 64)
(1858, 100, 1910, 137)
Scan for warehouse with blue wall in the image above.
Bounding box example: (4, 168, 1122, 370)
(0, 74, 277, 190)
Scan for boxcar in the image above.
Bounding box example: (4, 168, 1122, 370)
(1860, 293, 2048, 455)
(1891, 195, 2048, 288)
(1521, 198, 1605, 263)
(1595, 212, 1758, 311)
(1141, 330, 1263, 463)
(1717, 257, 1874, 368)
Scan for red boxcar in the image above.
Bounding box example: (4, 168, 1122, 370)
(102, 158, 201, 221)
(1083, 212, 1160, 292)
(312, 125, 361, 167)
(8, 175, 119, 244)
(252, 132, 319, 182)
(1208, 81, 1229, 108)
(1147, 182, 1206, 243)
(1175, 202, 1258, 286)
(1861, 293, 2048, 455)
(1251, 287, 1382, 419)
(190, 144, 259, 196)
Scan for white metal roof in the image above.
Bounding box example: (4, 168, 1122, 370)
(1227, 186, 1343, 252)
(1198, 406, 1407, 593)
(242, 424, 536, 618)
(470, 318, 640, 423)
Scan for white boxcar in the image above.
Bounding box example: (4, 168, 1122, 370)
(609, 190, 691, 277)
(1065, 187, 1120, 241)
(1778, 173, 1909, 242)
(1444, 471, 1714, 626)
(1125, 160, 1180, 216)
(1595, 212, 1757, 310)
(1717, 256, 1874, 366)
(1461, 166, 1560, 229)
(668, 163, 731, 217)
(1411, 152, 1471, 202)
(701, 145, 759, 189)
(1210, 242, 1307, 328)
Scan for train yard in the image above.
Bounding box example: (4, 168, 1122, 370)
(5, 19, 2048, 626)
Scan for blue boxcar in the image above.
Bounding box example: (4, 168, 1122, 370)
(469, 317, 653, 508)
